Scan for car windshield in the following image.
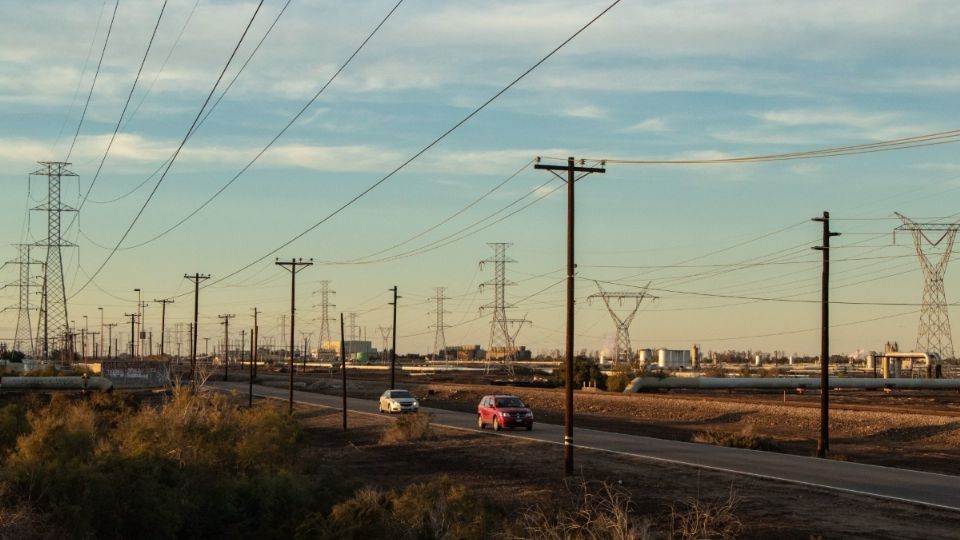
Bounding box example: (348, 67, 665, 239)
(390, 390, 413, 399)
(495, 397, 525, 408)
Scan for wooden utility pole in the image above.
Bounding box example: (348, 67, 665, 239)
(813, 211, 840, 458)
(104, 323, 117, 359)
(219, 314, 235, 381)
(341, 313, 347, 431)
(275, 258, 313, 414)
(534, 156, 605, 476)
(124, 313, 137, 358)
(154, 298, 174, 357)
(389, 286, 400, 389)
(249, 326, 255, 407)
(252, 308, 260, 378)
(184, 273, 210, 389)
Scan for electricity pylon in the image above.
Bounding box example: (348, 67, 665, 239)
(313, 280, 336, 349)
(587, 282, 656, 366)
(376, 326, 391, 360)
(2, 244, 40, 356)
(31, 162, 78, 359)
(895, 213, 960, 360)
(479, 243, 528, 375)
(429, 287, 450, 360)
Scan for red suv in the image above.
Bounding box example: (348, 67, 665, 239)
(477, 394, 534, 431)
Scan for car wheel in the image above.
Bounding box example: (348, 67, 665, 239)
(493, 417, 501, 431)
(477, 415, 484, 429)
(526, 424, 533, 431)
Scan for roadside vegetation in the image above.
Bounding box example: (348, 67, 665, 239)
(0, 389, 746, 539)
(691, 429, 780, 452)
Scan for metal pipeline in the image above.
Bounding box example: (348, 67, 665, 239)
(0, 376, 113, 392)
(625, 376, 960, 392)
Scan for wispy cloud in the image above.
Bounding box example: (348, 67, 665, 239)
(621, 118, 668, 133)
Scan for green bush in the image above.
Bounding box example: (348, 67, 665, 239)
(0, 403, 30, 455)
(606, 370, 636, 392)
(691, 430, 780, 452)
(551, 356, 607, 390)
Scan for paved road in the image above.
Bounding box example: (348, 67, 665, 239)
(215, 381, 960, 511)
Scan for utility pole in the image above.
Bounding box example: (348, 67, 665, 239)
(154, 298, 174, 358)
(240, 329, 246, 370)
(219, 314, 235, 381)
(276, 258, 313, 414)
(104, 322, 117, 359)
(252, 307, 260, 378)
(185, 273, 210, 388)
(249, 326, 255, 407)
(98, 307, 103, 360)
(124, 313, 138, 358)
(535, 155, 605, 477)
(389, 286, 400, 389)
(813, 211, 840, 458)
(341, 313, 347, 431)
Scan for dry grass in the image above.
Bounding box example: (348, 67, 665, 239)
(691, 429, 779, 452)
(669, 488, 741, 540)
(380, 412, 438, 444)
(507, 479, 654, 540)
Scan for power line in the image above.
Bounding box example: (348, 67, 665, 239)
(76, 0, 169, 215)
(70, 0, 266, 299)
(203, 0, 623, 290)
(65, 0, 120, 162)
(112, 0, 401, 249)
(557, 128, 960, 166)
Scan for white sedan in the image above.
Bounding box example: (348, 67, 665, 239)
(378, 389, 419, 413)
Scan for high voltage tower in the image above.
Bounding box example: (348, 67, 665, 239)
(480, 243, 527, 374)
(2, 244, 40, 355)
(313, 280, 336, 351)
(587, 282, 656, 366)
(429, 287, 450, 360)
(895, 213, 960, 359)
(377, 326, 391, 358)
(30, 162, 78, 359)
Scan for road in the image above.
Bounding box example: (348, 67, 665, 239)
(215, 381, 960, 511)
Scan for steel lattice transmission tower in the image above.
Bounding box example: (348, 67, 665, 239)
(30, 162, 78, 359)
(429, 287, 450, 360)
(313, 280, 336, 349)
(479, 243, 528, 374)
(895, 213, 960, 359)
(587, 282, 656, 366)
(3, 245, 40, 355)
(481, 243, 516, 358)
(376, 326, 391, 359)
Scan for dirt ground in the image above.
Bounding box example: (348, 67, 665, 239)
(254, 370, 960, 476)
(291, 400, 960, 540)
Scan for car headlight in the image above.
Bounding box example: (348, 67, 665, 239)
(412, 400, 419, 407)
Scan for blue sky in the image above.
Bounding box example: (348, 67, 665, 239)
(3, 0, 960, 358)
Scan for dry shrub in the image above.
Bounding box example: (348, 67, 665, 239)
(0, 507, 68, 540)
(380, 412, 437, 444)
(691, 430, 779, 452)
(509, 478, 653, 540)
(669, 488, 741, 540)
(300, 476, 498, 540)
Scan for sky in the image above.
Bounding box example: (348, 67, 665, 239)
(2, 0, 960, 359)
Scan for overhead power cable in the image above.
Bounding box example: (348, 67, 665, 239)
(560, 128, 960, 166)
(65, 0, 120, 162)
(70, 0, 266, 298)
(83, 0, 293, 208)
(206, 0, 623, 289)
(76, 0, 169, 215)
(113, 0, 400, 248)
